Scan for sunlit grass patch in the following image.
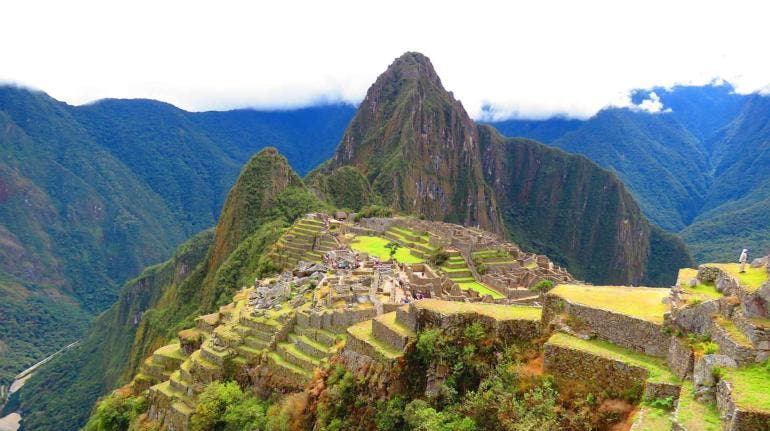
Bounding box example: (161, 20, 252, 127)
(350, 235, 423, 263)
(550, 284, 670, 323)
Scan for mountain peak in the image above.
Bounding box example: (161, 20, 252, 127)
(384, 51, 442, 85)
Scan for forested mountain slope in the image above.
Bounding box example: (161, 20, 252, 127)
(489, 84, 770, 262)
(0, 85, 352, 390)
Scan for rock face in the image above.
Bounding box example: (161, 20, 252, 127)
(328, 52, 502, 232)
(319, 52, 691, 286)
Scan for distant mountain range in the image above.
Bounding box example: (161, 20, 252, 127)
(488, 83, 770, 262)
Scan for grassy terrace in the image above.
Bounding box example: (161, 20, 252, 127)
(347, 320, 403, 359)
(442, 255, 505, 299)
(458, 281, 504, 299)
(723, 362, 770, 412)
(707, 263, 768, 292)
(713, 315, 753, 347)
(632, 405, 673, 431)
(153, 343, 185, 360)
(350, 235, 424, 263)
(377, 311, 415, 337)
(549, 284, 671, 323)
(547, 333, 679, 384)
(413, 299, 541, 321)
(675, 381, 721, 430)
(677, 268, 722, 303)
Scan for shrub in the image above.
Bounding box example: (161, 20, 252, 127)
(354, 205, 393, 221)
(430, 250, 450, 266)
(83, 393, 146, 431)
(531, 280, 555, 293)
(647, 396, 675, 411)
(190, 381, 269, 431)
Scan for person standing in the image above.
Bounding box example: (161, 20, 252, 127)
(739, 248, 749, 273)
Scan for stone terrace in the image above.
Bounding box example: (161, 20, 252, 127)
(344, 299, 542, 365)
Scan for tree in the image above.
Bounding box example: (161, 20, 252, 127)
(384, 241, 401, 261)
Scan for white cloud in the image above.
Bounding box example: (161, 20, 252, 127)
(1, 0, 769, 120)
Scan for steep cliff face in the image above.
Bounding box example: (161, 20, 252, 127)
(327, 52, 502, 232)
(325, 52, 691, 285)
(478, 126, 691, 285)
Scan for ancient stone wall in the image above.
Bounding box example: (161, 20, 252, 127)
(716, 379, 770, 431)
(667, 336, 694, 379)
(543, 295, 670, 357)
(544, 343, 650, 400)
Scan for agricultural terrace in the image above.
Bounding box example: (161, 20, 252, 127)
(677, 268, 722, 303)
(549, 284, 671, 323)
(350, 235, 424, 263)
(706, 263, 768, 292)
(413, 299, 541, 321)
(722, 362, 770, 413)
(547, 332, 679, 384)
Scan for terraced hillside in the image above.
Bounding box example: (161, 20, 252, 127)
(269, 216, 337, 269)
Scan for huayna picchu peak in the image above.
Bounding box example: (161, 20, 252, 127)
(5, 48, 767, 431)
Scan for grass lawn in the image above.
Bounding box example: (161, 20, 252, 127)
(723, 362, 770, 412)
(633, 405, 674, 431)
(706, 263, 768, 292)
(547, 332, 679, 384)
(350, 235, 423, 263)
(458, 281, 505, 299)
(414, 299, 541, 321)
(550, 284, 671, 323)
(678, 268, 722, 302)
(675, 381, 721, 430)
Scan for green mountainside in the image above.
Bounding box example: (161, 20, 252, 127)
(489, 85, 770, 263)
(14, 149, 327, 430)
(0, 87, 352, 389)
(478, 128, 692, 285)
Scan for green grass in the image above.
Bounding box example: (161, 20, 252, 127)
(677, 268, 722, 302)
(472, 249, 512, 260)
(153, 343, 185, 360)
(347, 320, 403, 359)
(723, 362, 770, 412)
(675, 381, 721, 430)
(713, 315, 753, 347)
(458, 281, 505, 299)
(706, 263, 768, 292)
(549, 284, 671, 323)
(633, 405, 673, 431)
(350, 235, 424, 263)
(377, 312, 415, 337)
(547, 333, 679, 384)
(413, 299, 541, 321)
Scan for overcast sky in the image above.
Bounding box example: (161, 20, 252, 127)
(2, 0, 769, 120)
